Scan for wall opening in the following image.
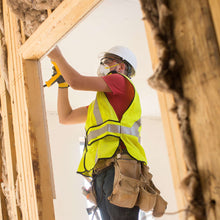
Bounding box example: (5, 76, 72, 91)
(40, 0, 178, 219)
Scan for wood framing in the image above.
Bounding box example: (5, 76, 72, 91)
(0, 76, 21, 220)
(2, 0, 41, 218)
(1, 0, 219, 219)
(143, 21, 187, 219)
(19, 0, 102, 60)
(142, 1, 220, 219)
(170, 1, 220, 219)
(1, 0, 103, 219)
(22, 60, 55, 220)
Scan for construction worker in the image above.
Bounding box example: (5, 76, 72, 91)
(47, 46, 166, 219)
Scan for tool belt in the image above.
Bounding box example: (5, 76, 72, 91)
(93, 144, 126, 174)
(105, 153, 168, 217)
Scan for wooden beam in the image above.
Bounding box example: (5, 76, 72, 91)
(22, 59, 55, 220)
(19, 0, 102, 60)
(2, 0, 30, 218)
(157, 92, 187, 215)
(142, 19, 187, 219)
(0, 76, 21, 220)
(168, 0, 220, 219)
(2, 0, 56, 219)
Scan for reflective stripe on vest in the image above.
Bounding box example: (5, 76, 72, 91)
(93, 98, 103, 124)
(87, 119, 141, 145)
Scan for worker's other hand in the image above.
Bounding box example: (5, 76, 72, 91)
(48, 46, 62, 62)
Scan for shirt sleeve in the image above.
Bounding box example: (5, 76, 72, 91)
(102, 74, 126, 95)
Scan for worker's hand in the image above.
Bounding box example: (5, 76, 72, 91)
(47, 46, 62, 62)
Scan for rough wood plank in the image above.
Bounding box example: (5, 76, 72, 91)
(2, 0, 41, 219)
(143, 17, 188, 219)
(19, 0, 102, 59)
(4, 3, 55, 220)
(157, 92, 187, 217)
(143, 22, 158, 70)
(169, 0, 220, 219)
(0, 76, 21, 220)
(9, 8, 39, 220)
(2, 1, 30, 219)
(19, 20, 26, 44)
(23, 60, 55, 220)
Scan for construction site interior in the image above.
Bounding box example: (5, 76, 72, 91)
(0, 0, 219, 220)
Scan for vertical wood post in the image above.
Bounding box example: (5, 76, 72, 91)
(22, 60, 55, 220)
(169, 0, 220, 219)
(141, 0, 220, 219)
(0, 76, 21, 220)
(1, 0, 55, 219)
(143, 18, 188, 220)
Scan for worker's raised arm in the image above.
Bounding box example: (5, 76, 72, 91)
(57, 88, 88, 124)
(48, 46, 111, 92)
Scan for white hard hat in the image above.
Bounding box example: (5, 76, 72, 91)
(104, 46, 137, 72)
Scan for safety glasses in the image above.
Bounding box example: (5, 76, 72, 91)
(100, 56, 123, 65)
(100, 57, 116, 65)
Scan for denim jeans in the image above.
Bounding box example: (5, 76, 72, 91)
(93, 165, 139, 220)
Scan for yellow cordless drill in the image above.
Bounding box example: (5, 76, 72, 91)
(44, 61, 69, 88)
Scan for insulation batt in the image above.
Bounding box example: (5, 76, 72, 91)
(6, 0, 63, 37)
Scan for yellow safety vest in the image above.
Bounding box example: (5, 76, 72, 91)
(77, 74, 147, 176)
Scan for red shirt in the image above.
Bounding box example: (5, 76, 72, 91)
(102, 73, 134, 121)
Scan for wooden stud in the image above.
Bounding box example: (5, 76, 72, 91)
(142, 18, 188, 219)
(19, 20, 26, 45)
(2, 1, 29, 219)
(142, 0, 220, 219)
(0, 74, 21, 220)
(2, 0, 57, 218)
(22, 59, 55, 220)
(10, 10, 38, 220)
(3, 1, 40, 219)
(169, 0, 220, 219)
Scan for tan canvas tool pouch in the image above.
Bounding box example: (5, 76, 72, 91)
(108, 154, 141, 208)
(108, 154, 167, 216)
(137, 164, 168, 217)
